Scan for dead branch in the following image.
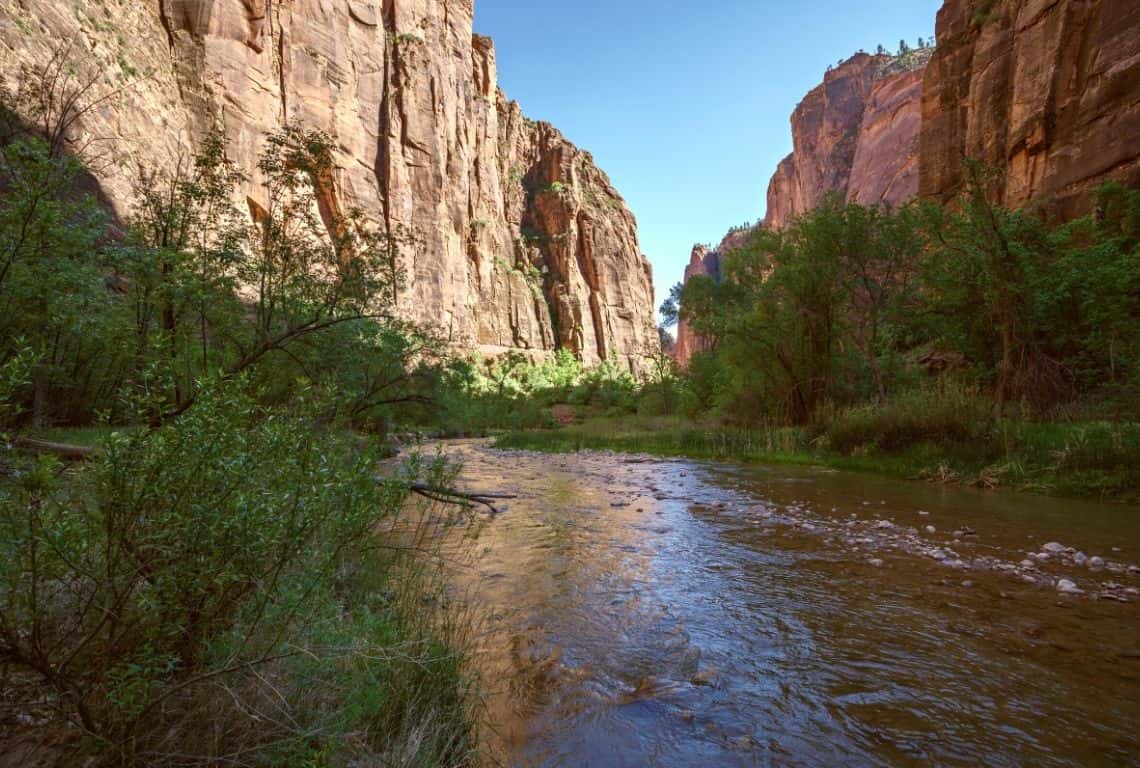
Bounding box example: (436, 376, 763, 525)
(407, 483, 516, 516)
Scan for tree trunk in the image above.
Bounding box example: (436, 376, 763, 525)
(995, 325, 1012, 419)
(32, 365, 46, 429)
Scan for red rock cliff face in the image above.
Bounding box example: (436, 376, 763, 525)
(920, 0, 1140, 217)
(673, 244, 721, 365)
(679, 52, 928, 365)
(764, 53, 928, 230)
(0, 0, 657, 371)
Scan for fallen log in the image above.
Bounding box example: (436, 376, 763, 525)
(11, 438, 99, 461)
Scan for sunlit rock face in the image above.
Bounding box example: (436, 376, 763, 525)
(764, 53, 926, 231)
(919, 0, 1140, 219)
(0, 0, 658, 371)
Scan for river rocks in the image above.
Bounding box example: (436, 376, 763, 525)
(868, 558, 884, 568)
(925, 525, 937, 534)
(1089, 556, 1105, 570)
(690, 669, 719, 687)
(1042, 542, 1067, 554)
(1074, 552, 1089, 566)
(1056, 579, 1083, 595)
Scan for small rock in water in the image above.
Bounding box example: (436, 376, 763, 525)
(1036, 552, 1051, 562)
(1088, 556, 1105, 570)
(961, 580, 974, 588)
(917, 510, 930, 516)
(1057, 578, 1082, 594)
(690, 669, 718, 687)
(1073, 552, 1088, 566)
(930, 549, 948, 561)
(868, 558, 884, 568)
(1042, 542, 1066, 554)
(876, 520, 893, 529)
(925, 525, 937, 534)
(1020, 559, 1036, 569)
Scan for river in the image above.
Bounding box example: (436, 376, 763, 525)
(427, 440, 1139, 767)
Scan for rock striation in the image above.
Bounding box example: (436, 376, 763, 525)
(919, 0, 1140, 218)
(0, 0, 658, 371)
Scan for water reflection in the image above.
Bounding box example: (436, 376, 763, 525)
(430, 441, 1140, 767)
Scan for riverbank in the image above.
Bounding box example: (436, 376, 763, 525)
(495, 415, 1140, 503)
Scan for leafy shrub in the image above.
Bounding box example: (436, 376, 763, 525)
(822, 383, 993, 454)
(0, 384, 476, 766)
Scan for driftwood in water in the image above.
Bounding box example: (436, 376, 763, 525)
(12, 437, 99, 461)
(408, 483, 517, 516)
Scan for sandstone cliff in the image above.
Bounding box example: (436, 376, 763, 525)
(676, 52, 929, 365)
(763, 52, 929, 230)
(920, 0, 1140, 218)
(0, 0, 657, 371)
(673, 244, 721, 365)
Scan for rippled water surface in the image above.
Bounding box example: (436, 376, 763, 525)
(428, 441, 1139, 767)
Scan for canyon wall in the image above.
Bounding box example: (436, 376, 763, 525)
(673, 244, 721, 365)
(0, 0, 658, 371)
(677, 53, 928, 365)
(678, 0, 1140, 365)
(763, 52, 928, 230)
(920, 0, 1140, 218)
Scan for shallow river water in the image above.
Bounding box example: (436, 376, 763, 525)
(429, 441, 1139, 767)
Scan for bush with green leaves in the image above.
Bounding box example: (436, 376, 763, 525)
(675, 170, 1140, 427)
(0, 382, 476, 766)
(818, 381, 993, 454)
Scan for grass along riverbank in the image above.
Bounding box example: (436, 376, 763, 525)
(495, 414, 1140, 503)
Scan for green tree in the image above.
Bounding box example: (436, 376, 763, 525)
(916, 162, 1065, 415)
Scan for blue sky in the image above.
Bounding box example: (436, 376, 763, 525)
(473, 0, 940, 312)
